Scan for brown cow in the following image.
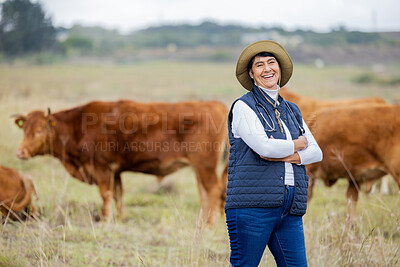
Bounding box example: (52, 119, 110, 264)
(280, 87, 390, 195)
(14, 100, 228, 225)
(279, 86, 386, 123)
(0, 165, 38, 219)
(306, 104, 400, 220)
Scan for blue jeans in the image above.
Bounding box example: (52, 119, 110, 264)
(225, 186, 307, 267)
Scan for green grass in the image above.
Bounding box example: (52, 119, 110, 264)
(1, 62, 400, 266)
(289, 64, 400, 102)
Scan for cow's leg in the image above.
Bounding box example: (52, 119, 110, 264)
(96, 169, 114, 222)
(364, 175, 391, 195)
(193, 170, 208, 218)
(113, 173, 124, 220)
(363, 180, 375, 194)
(154, 175, 169, 192)
(346, 181, 359, 223)
(220, 160, 229, 212)
(156, 176, 164, 184)
(380, 175, 390, 195)
(307, 173, 316, 202)
(99, 183, 113, 222)
(193, 166, 222, 226)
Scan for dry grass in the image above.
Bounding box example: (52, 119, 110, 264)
(0, 62, 400, 266)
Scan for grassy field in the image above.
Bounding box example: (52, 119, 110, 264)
(0, 61, 400, 266)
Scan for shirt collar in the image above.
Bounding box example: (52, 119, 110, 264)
(254, 83, 280, 101)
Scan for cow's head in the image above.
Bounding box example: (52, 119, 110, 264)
(14, 109, 56, 159)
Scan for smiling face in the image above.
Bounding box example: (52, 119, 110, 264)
(249, 55, 281, 90)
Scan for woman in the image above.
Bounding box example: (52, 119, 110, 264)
(225, 40, 323, 267)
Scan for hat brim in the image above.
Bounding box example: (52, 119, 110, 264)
(236, 40, 293, 90)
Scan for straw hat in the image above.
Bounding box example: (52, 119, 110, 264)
(235, 40, 293, 90)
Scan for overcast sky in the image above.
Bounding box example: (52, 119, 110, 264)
(12, 0, 400, 33)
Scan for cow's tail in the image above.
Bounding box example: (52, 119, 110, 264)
(9, 175, 37, 212)
(26, 175, 39, 200)
(220, 138, 229, 211)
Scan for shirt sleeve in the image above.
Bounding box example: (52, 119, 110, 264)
(297, 119, 323, 165)
(231, 100, 295, 158)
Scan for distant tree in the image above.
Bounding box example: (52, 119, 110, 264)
(0, 0, 56, 55)
(61, 35, 93, 53)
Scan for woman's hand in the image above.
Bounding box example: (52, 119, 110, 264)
(260, 153, 301, 164)
(293, 136, 308, 152)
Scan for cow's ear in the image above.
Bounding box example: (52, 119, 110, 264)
(48, 116, 56, 127)
(14, 116, 26, 129)
(46, 108, 55, 127)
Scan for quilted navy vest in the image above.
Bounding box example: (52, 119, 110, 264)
(225, 85, 309, 216)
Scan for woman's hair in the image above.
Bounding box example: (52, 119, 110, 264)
(247, 52, 278, 71)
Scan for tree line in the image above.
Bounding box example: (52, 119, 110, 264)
(0, 0, 399, 60)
